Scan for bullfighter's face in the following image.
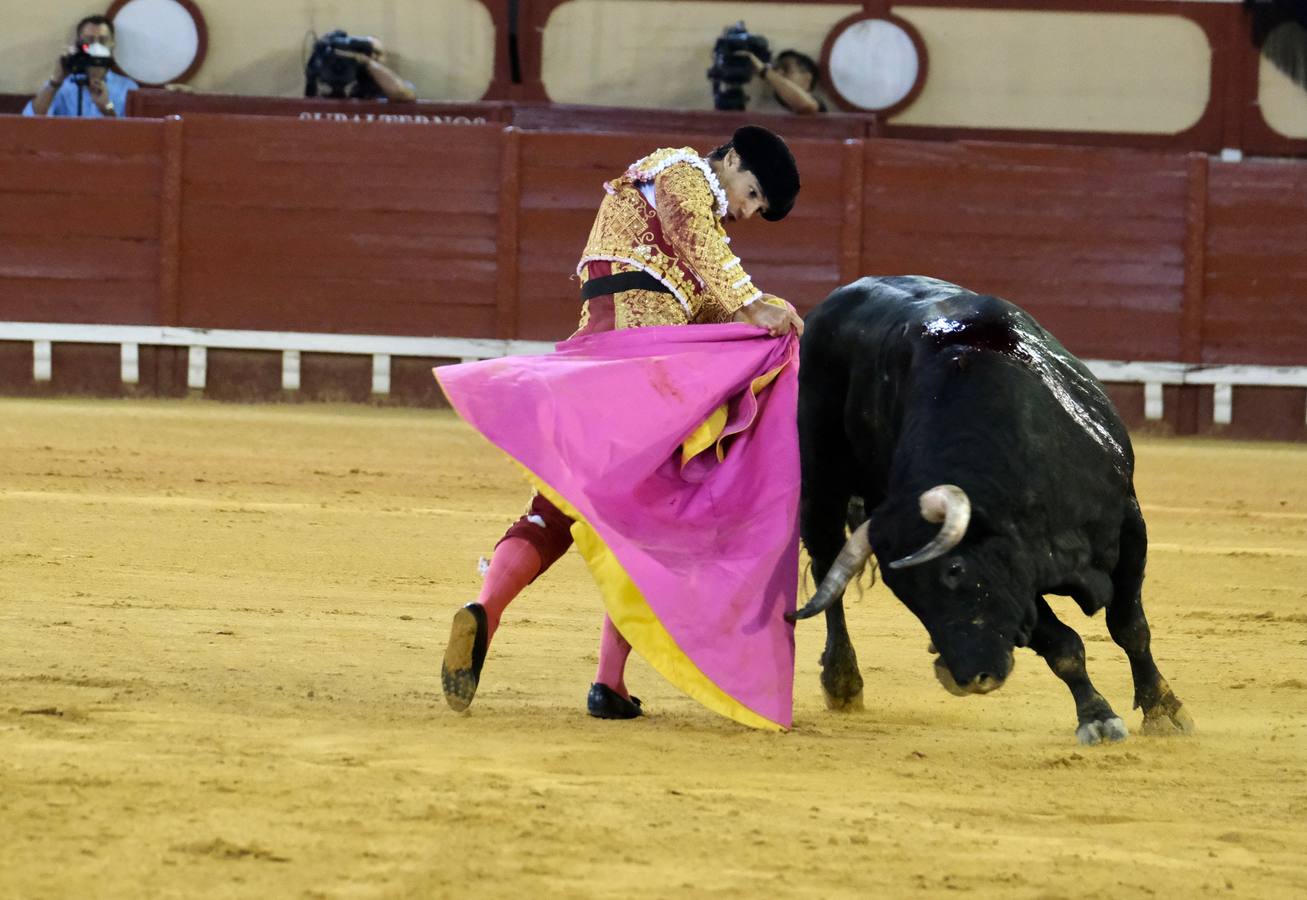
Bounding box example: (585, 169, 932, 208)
(873, 513, 1038, 696)
(717, 149, 769, 222)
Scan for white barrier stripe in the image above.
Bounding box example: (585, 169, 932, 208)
(121, 343, 139, 385)
(0, 322, 553, 359)
(371, 354, 390, 395)
(7, 321, 1307, 399)
(1182, 365, 1307, 388)
(32, 340, 52, 382)
(1143, 382, 1163, 420)
(187, 346, 206, 390)
(282, 350, 300, 392)
(1086, 360, 1187, 385)
(1213, 384, 1233, 425)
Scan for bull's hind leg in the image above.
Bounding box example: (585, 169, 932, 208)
(1029, 597, 1128, 745)
(1107, 501, 1194, 736)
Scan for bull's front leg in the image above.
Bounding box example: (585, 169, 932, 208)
(1029, 597, 1127, 745)
(820, 598, 863, 711)
(802, 496, 863, 711)
(1108, 502, 1194, 736)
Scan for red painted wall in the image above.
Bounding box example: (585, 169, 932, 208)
(0, 112, 1304, 437)
(0, 117, 164, 325)
(175, 115, 505, 338)
(1204, 159, 1307, 367)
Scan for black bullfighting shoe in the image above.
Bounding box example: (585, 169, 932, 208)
(586, 683, 644, 720)
(441, 603, 488, 712)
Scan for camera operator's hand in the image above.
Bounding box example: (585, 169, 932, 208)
(751, 53, 823, 116)
(31, 46, 77, 116)
(733, 50, 768, 77)
(334, 49, 374, 65)
(733, 296, 804, 337)
(334, 37, 385, 66)
(52, 46, 78, 83)
(341, 39, 417, 103)
(87, 70, 115, 115)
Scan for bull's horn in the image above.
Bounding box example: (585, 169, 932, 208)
(788, 521, 872, 621)
(888, 485, 970, 570)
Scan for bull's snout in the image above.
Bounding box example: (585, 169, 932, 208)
(931, 650, 1012, 697)
(965, 672, 1004, 694)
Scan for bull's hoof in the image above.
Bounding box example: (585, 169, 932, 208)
(819, 647, 864, 713)
(1076, 716, 1129, 745)
(822, 685, 864, 712)
(1141, 703, 1195, 736)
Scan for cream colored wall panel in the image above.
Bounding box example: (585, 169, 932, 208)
(1259, 56, 1307, 139)
(1, 1, 494, 101)
(542, 0, 858, 109)
(892, 8, 1211, 133)
(2, 6, 96, 95)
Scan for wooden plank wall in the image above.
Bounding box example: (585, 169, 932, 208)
(862, 141, 1193, 362)
(0, 117, 163, 325)
(0, 114, 1304, 430)
(1203, 158, 1307, 368)
(176, 115, 504, 338)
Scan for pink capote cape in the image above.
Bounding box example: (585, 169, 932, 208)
(435, 323, 800, 730)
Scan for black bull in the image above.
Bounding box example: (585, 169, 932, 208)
(791, 276, 1193, 744)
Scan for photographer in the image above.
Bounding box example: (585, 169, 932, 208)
(305, 32, 416, 102)
(738, 49, 826, 115)
(24, 15, 138, 118)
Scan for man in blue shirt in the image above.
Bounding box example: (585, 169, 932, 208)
(24, 15, 138, 119)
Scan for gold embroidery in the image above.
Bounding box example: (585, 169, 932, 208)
(614, 288, 689, 330)
(579, 148, 765, 328)
(654, 164, 761, 321)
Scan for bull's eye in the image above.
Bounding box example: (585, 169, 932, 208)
(941, 559, 966, 589)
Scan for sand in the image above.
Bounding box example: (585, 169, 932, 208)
(2, 397, 1305, 899)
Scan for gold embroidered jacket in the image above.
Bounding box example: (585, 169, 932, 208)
(576, 147, 763, 330)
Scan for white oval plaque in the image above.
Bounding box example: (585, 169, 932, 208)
(829, 19, 920, 112)
(111, 0, 204, 86)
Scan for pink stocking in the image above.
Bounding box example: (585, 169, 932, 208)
(475, 537, 541, 641)
(594, 615, 633, 698)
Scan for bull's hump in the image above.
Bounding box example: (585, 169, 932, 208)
(919, 295, 1029, 356)
(854, 275, 967, 306)
(918, 300, 1129, 474)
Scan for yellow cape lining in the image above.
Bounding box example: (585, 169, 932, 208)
(523, 472, 783, 731)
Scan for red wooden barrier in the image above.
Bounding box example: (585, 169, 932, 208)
(0, 94, 29, 115)
(125, 90, 512, 125)
(175, 114, 505, 337)
(1, 111, 1305, 437)
(510, 102, 872, 141)
(1204, 158, 1307, 367)
(0, 116, 164, 324)
(860, 139, 1192, 362)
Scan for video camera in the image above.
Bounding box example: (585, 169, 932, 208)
(62, 42, 114, 79)
(305, 30, 376, 96)
(707, 21, 770, 111)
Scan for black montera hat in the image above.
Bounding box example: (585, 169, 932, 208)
(732, 125, 800, 221)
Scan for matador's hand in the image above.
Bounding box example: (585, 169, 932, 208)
(734, 296, 804, 337)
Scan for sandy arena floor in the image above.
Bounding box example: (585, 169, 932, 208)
(1, 397, 1305, 899)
